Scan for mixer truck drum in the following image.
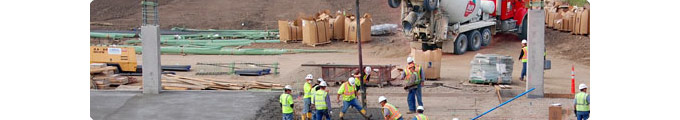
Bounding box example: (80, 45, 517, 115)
(402, 11, 417, 32)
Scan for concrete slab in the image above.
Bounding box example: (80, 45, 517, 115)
(91, 91, 280, 120)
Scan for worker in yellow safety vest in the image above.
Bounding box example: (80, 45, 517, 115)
(574, 83, 590, 120)
(312, 81, 330, 120)
(337, 77, 371, 119)
(519, 39, 528, 81)
(403, 57, 424, 114)
(411, 106, 428, 120)
(379, 96, 403, 120)
(352, 66, 372, 110)
(280, 85, 295, 120)
(302, 74, 314, 120)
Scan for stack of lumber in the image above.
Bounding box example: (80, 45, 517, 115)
(545, 1, 589, 35)
(90, 63, 133, 89)
(246, 81, 284, 90)
(162, 74, 245, 90)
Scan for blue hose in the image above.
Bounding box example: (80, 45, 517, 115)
(472, 88, 536, 120)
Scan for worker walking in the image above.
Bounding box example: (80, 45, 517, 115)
(312, 81, 331, 120)
(337, 77, 371, 119)
(574, 84, 590, 120)
(379, 96, 403, 120)
(302, 74, 314, 120)
(412, 106, 428, 120)
(280, 85, 295, 120)
(403, 57, 424, 114)
(519, 39, 528, 81)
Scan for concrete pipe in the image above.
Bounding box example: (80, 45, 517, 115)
(402, 11, 417, 32)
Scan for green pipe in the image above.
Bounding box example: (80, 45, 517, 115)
(125, 39, 279, 45)
(91, 32, 136, 39)
(126, 46, 342, 55)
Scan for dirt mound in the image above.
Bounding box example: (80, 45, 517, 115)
(90, 0, 401, 30)
(545, 29, 590, 65)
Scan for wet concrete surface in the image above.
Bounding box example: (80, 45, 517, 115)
(91, 90, 280, 120)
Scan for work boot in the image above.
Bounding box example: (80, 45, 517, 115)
(407, 111, 415, 114)
(301, 114, 306, 120)
(307, 113, 312, 120)
(360, 109, 373, 118)
(339, 112, 344, 120)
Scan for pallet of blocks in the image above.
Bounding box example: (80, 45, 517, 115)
(90, 63, 134, 89)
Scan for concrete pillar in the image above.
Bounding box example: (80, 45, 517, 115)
(526, 10, 545, 98)
(141, 25, 162, 94)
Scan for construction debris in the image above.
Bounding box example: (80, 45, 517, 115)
(469, 53, 514, 84)
(370, 24, 398, 36)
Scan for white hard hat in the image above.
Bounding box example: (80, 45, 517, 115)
(348, 77, 356, 86)
(521, 39, 527, 44)
(579, 83, 588, 90)
(317, 78, 324, 82)
(284, 85, 293, 90)
(407, 57, 414, 63)
(305, 74, 313, 80)
(417, 106, 424, 111)
(452, 118, 460, 120)
(319, 81, 328, 87)
(364, 66, 372, 75)
(378, 96, 387, 103)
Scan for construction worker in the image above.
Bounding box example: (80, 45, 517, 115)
(574, 84, 590, 120)
(337, 77, 371, 119)
(353, 66, 371, 106)
(280, 85, 295, 120)
(403, 57, 423, 114)
(519, 39, 528, 81)
(379, 96, 403, 120)
(302, 74, 314, 120)
(412, 106, 428, 120)
(312, 81, 330, 120)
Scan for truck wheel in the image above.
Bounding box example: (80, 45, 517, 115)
(519, 17, 528, 40)
(454, 34, 468, 55)
(388, 0, 401, 8)
(424, 0, 437, 11)
(468, 30, 482, 51)
(481, 28, 492, 46)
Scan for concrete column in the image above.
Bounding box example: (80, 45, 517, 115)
(526, 10, 545, 98)
(141, 25, 162, 94)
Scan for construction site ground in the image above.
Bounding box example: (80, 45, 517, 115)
(91, 0, 590, 119)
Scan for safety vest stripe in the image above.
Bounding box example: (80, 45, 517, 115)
(343, 83, 354, 96)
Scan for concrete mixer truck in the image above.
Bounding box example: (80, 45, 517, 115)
(388, 0, 529, 54)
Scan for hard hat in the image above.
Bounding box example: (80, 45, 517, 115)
(319, 81, 328, 87)
(407, 57, 415, 63)
(348, 77, 356, 86)
(317, 78, 324, 82)
(417, 106, 424, 111)
(521, 39, 527, 44)
(284, 85, 293, 90)
(305, 74, 313, 80)
(579, 83, 588, 90)
(364, 66, 372, 75)
(452, 118, 460, 120)
(378, 96, 387, 103)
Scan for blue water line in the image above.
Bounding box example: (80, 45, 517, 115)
(471, 88, 536, 120)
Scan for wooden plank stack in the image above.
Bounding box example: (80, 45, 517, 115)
(544, 1, 589, 36)
(162, 74, 245, 90)
(91, 63, 133, 89)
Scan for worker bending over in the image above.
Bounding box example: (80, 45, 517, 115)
(337, 77, 371, 119)
(312, 81, 331, 120)
(412, 106, 428, 120)
(574, 84, 590, 120)
(302, 74, 314, 120)
(280, 85, 295, 120)
(379, 96, 403, 120)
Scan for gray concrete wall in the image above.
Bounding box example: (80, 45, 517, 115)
(141, 25, 162, 94)
(526, 10, 545, 98)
